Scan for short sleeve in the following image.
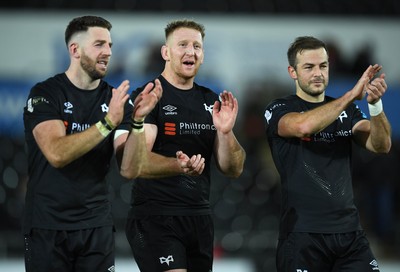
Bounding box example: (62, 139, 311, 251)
(23, 83, 61, 131)
(264, 98, 291, 137)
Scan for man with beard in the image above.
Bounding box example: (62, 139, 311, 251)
(264, 36, 392, 272)
(122, 19, 246, 272)
(22, 15, 162, 272)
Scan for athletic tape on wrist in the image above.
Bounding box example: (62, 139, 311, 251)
(96, 121, 111, 137)
(102, 116, 115, 130)
(368, 99, 383, 116)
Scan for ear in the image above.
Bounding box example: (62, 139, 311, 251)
(69, 43, 80, 59)
(161, 45, 169, 61)
(288, 65, 297, 80)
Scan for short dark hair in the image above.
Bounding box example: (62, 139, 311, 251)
(164, 19, 205, 41)
(65, 15, 112, 46)
(287, 36, 328, 68)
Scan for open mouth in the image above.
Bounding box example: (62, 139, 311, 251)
(183, 60, 194, 67)
(97, 60, 108, 69)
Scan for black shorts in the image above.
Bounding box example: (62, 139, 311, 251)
(276, 231, 380, 272)
(125, 215, 214, 272)
(24, 226, 115, 272)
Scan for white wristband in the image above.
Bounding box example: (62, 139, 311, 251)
(368, 99, 383, 117)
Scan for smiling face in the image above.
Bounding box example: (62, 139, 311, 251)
(161, 27, 204, 87)
(72, 26, 112, 80)
(288, 47, 329, 102)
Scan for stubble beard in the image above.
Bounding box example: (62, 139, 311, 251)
(299, 79, 328, 97)
(80, 52, 106, 80)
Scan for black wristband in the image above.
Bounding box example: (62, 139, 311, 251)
(130, 119, 144, 130)
(101, 118, 113, 131)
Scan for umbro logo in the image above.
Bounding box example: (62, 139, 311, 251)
(163, 105, 177, 115)
(64, 101, 73, 114)
(370, 259, 379, 270)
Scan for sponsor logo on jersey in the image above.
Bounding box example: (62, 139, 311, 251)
(164, 122, 176, 135)
(162, 103, 216, 136)
(159, 255, 174, 266)
(70, 122, 91, 133)
(107, 265, 115, 272)
(163, 121, 216, 136)
(64, 101, 73, 114)
(27, 96, 49, 113)
(311, 129, 352, 143)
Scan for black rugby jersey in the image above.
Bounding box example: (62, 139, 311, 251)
(129, 75, 219, 217)
(23, 73, 132, 234)
(264, 94, 367, 238)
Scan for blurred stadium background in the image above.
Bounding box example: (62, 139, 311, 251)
(0, 1, 399, 271)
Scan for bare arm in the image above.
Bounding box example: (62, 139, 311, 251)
(212, 91, 246, 178)
(33, 119, 110, 168)
(34, 80, 130, 168)
(119, 79, 163, 179)
(353, 73, 391, 153)
(137, 124, 206, 178)
(278, 64, 381, 138)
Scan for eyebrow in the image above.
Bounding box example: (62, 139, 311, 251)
(94, 39, 113, 46)
(302, 61, 328, 67)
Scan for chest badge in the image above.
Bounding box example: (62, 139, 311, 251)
(203, 103, 213, 115)
(101, 103, 109, 113)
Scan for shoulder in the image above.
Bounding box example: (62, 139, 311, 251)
(33, 73, 62, 88)
(29, 73, 66, 97)
(264, 95, 298, 125)
(265, 95, 296, 111)
(194, 82, 219, 99)
(99, 80, 114, 91)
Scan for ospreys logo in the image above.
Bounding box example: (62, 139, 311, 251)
(159, 255, 174, 266)
(203, 103, 213, 115)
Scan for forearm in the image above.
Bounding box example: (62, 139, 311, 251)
(42, 125, 109, 168)
(214, 131, 245, 178)
(139, 152, 184, 178)
(281, 92, 356, 137)
(120, 129, 147, 179)
(367, 112, 392, 153)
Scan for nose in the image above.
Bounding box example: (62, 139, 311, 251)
(185, 45, 195, 55)
(314, 67, 323, 76)
(104, 44, 112, 56)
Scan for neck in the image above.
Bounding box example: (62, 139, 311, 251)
(65, 67, 100, 90)
(161, 70, 194, 90)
